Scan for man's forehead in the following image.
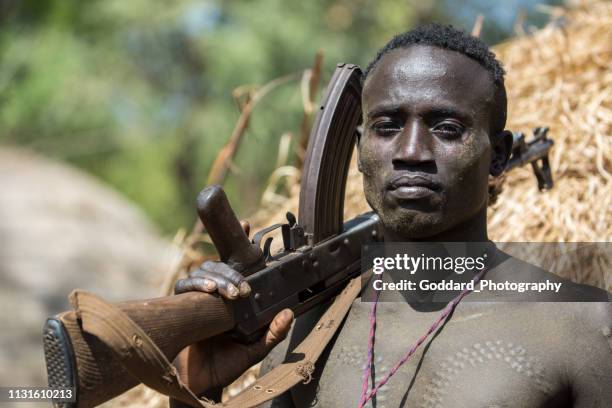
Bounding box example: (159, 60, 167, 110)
(384, 47, 452, 82)
(363, 45, 495, 111)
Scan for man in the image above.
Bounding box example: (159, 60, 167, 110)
(173, 24, 611, 407)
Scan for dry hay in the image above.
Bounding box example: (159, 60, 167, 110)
(110, 2, 611, 407)
(485, 0, 611, 289)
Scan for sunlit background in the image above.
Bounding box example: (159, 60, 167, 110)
(0, 0, 562, 232)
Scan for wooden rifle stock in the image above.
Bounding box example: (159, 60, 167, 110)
(48, 292, 234, 407)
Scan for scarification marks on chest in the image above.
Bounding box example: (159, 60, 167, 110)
(334, 345, 364, 367)
(421, 340, 552, 408)
(331, 345, 392, 407)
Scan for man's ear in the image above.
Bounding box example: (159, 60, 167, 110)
(356, 127, 364, 173)
(490, 130, 513, 177)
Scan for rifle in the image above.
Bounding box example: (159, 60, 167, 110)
(507, 127, 554, 190)
(42, 64, 554, 407)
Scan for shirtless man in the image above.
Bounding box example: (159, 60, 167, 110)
(173, 24, 611, 407)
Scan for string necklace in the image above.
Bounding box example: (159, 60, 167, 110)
(357, 267, 488, 408)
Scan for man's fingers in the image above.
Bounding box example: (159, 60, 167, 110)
(179, 260, 251, 298)
(175, 273, 245, 300)
(195, 261, 251, 297)
(174, 277, 216, 294)
(238, 281, 251, 297)
(204, 272, 241, 299)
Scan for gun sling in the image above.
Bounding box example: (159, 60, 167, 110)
(65, 276, 362, 407)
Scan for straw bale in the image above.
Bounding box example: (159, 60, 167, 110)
(488, 0, 611, 289)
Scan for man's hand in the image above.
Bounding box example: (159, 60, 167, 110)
(173, 221, 294, 396)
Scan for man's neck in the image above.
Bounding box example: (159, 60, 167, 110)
(379, 206, 491, 309)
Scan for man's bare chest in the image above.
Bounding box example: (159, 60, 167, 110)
(290, 301, 568, 408)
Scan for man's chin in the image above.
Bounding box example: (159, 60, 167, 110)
(379, 207, 447, 241)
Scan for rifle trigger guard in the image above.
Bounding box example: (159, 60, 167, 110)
(252, 223, 284, 260)
(252, 212, 309, 261)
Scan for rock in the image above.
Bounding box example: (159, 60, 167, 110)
(0, 147, 175, 389)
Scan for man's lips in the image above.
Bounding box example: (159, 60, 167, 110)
(386, 175, 440, 200)
(387, 175, 440, 190)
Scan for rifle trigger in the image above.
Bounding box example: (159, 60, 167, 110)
(262, 237, 274, 261)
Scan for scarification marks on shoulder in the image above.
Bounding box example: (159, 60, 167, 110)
(421, 340, 552, 408)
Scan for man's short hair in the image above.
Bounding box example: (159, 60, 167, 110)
(363, 23, 507, 134)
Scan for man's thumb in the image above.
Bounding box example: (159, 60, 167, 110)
(264, 309, 294, 348)
(247, 309, 294, 365)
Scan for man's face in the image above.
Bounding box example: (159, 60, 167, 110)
(359, 45, 500, 239)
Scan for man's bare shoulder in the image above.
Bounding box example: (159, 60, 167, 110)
(539, 301, 611, 340)
(560, 301, 611, 348)
(490, 250, 610, 301)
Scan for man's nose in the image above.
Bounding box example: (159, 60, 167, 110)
(392, 120, 435, 167)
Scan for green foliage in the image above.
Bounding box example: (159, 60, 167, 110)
(0, 0, 560, 234)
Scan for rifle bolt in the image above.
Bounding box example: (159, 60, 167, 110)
(313, 261, 319, 270)
(254, 293, 261, 300)
(371, 230, 378, 239)
(343, 238, 349, 246)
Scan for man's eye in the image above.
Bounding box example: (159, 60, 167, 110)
(432, 122, 464, 138)
(371, 121, 400, 136)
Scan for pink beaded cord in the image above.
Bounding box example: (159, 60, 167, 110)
(357, 268, 487, 408)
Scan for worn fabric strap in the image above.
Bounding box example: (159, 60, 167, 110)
(70, 290, 211, 407)
(220, 277, 361, 407)
(71, 276, 362, 408)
